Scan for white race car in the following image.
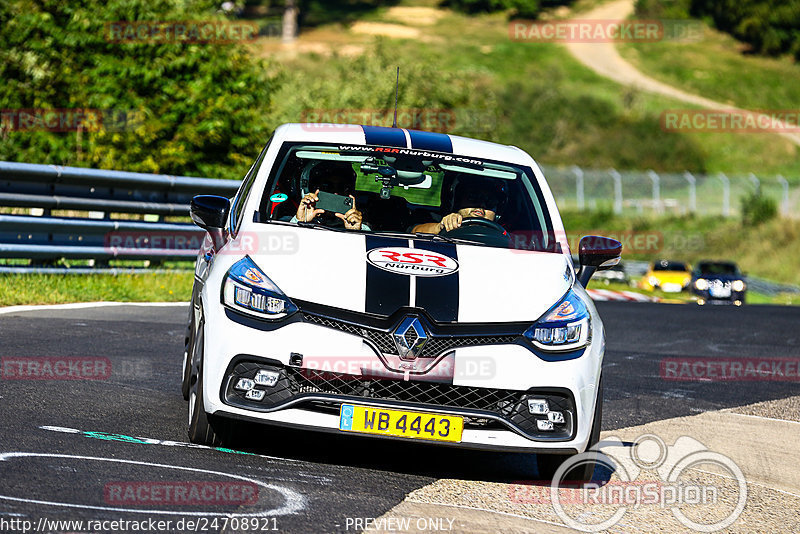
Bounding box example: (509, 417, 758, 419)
(184, 123, 621, 480)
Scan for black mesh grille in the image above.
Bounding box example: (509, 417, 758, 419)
(302, 313, 519, 357)
(225, 361, 574, 440)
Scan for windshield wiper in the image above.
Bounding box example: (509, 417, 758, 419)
(371, 230, 485, 246)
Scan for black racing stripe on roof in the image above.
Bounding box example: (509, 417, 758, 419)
(362, 125, 408, 148)
(407, 129, 453, 153)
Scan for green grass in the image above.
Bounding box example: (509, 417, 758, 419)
(0, 272, 193, 307)
(618, 23, 800, 113)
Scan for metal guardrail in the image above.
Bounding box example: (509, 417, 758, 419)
(0, 161, 240, 272)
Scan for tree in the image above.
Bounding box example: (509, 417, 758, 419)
(282, 0, 298, 43)
(0, 0, 277, 179)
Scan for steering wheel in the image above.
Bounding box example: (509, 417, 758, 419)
(441, 217, 510, 246)
(457, 217, 506, 233)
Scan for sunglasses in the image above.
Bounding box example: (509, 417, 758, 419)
(453, 188, 502, 212)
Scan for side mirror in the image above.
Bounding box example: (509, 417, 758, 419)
(190, 195, 230, 230)
(577, 235, 622, 287)
(190, 195, 230, 251)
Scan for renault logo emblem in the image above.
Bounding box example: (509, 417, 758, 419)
(393, 317, 428, 360)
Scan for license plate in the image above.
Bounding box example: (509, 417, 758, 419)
(339, 404, 463, 443)
(662, 283, 682, 293)
(710, 287, 731, 298)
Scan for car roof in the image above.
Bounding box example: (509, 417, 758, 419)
(273, 123, 536, 167)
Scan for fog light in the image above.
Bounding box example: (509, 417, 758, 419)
(245, 389, 265, 401)
(537, 419, 554, 431)
(254, 370, 280, 387)
(235, 378, 254, 391)
(548, 411, 565, 424)
(528, 398, 549, 415)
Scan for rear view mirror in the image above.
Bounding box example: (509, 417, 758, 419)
(577, 235, 623, 286)
(190, 195, 230, 231)
(191, 195, 230, 252)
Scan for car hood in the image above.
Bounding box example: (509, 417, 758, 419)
(242, 225, 573, 323)
(696, 274, 741, 282)
(652, 271, 691, 284)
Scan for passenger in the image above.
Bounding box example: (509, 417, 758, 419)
(292, 161, 370, 231)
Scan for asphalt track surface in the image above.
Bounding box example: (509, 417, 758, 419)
(0, 302, 798, 533)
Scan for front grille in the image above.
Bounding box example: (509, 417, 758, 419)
(303, 313, 519, 357)
(224, 360, 575, 440)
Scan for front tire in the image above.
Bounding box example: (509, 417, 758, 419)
(181, 309, 196, 400)
(187, 323, 231, 446)
(536, 376, 603, 482)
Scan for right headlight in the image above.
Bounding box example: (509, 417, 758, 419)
(523, 290, 591, 352)
(222, 256, 297, 320)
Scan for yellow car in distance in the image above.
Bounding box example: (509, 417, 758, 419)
(639, 260, 692, 293)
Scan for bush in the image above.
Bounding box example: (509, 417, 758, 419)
(634, 0, 692, 19)
(0, 0, 277, 179)
(442, 0, 543, 19)
(741, 189, 778, 226)
(691, 0, 800, 59)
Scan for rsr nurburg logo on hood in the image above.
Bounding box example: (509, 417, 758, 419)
(366, 247, 458, 277)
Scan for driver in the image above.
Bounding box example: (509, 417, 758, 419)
(412, 174, 507, 234)
(292, 161, 370, 231)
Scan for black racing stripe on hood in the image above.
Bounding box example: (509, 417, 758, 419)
(412, 240, 459, 323)
(365, 235, 411, 316)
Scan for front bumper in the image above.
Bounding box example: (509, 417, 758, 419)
(223, 355, 577, 441)
(201, 298, 603, 453)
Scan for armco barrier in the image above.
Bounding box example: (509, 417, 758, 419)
(0, 161, 239, 272)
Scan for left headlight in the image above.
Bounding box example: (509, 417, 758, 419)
(732, 279, 746, 292)
(222, 257, 298, 320)
(523, 290, 591, 352)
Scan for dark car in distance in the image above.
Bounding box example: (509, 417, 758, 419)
(691, 261, 747, 306)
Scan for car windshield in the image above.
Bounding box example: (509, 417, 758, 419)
(257, 142, 558, 252)
(653, 261, 688, 271)
(698, 262, 739, 276)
